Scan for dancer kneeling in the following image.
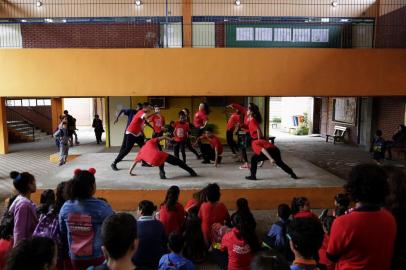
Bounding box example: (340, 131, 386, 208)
(246, 139, 297, 180)
(129, 136, 198, 179)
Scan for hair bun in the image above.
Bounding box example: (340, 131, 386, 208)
(88, 168, 96, 175)
(73, 168, 82, 175)
(10, 171, 19, 180)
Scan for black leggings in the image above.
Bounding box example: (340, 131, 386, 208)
(185, 138, 200, 158)
(114, 133, 145, 164)
(159, 154, 196, 175)
(250, 147, 294, 177)
(200, 144, 222, 164)
(174, 140, 187, 162)
(226, 130, 239, 154)
(94, 130, 103, 143)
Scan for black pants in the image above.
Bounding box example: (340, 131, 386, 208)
(238, 132, 250, 163)
(250, 147, 294, 177)
(114, 133, 145, 164)
(185, 138, 200, 158)
(200, 144, 222, 164)
(94, 130, 103, 144)
(226, 130, 239, 154)
(159, 154, 196, 176)
(174, 140, 187, 162)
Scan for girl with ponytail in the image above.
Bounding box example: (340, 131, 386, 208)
(8, 171, 38, 247)
(158, 186, 186, 236)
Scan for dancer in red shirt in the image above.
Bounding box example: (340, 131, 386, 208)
(225, 106, 243, 155)
(112, 102, 156, 171)
(195, 128, 223, 167)
(129, 136, 197, 179)
(246, 139, 297, 180)
(149, 105, 166, 138)
(173, 111, 191, 163)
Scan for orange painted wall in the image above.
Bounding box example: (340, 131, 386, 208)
(0, 48, 406, 97)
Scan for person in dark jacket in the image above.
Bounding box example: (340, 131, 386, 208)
(386, 125, 406, 159)
(92, 115, 104, 144)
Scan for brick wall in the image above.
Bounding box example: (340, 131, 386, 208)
(376, 5, 406, 48)
(373, 97, 406, 140)
(21, 23, 160, 48)
(320, 97, 359, 144)
(215, 22, 225, 47)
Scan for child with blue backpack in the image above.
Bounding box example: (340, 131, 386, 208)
(159, 232, 195, 270)
(371, 129, 386, 163)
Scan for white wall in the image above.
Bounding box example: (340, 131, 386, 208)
(274, 97, 314, 132)
(108, 96, 131, 146)
(63, 98, 93, 126)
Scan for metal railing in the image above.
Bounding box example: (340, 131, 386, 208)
(6, 107, 35, 141)
(0, 0, 404, 48)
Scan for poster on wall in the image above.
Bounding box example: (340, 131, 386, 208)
(255, 28, 273, 41)
(311, 29, 329, 42)
(293, 29, 311, 42)
(236, 27, 254, 41)
(274, 28, 291, 42)
(333, 97, 357, 125)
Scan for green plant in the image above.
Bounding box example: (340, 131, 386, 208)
(295, 113, 309, 135)
(272, 117, 282, 123)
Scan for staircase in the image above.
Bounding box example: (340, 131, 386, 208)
(7, 120, 50, 142)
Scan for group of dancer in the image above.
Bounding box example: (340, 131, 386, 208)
(111, 101, 297, 180)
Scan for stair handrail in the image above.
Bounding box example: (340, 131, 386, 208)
(6, 107, 35, 141)
(28, 106, 52, 121)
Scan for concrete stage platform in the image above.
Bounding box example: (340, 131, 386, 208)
(33, 152, 346, 210)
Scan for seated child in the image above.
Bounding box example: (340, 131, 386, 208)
(333, 193, 350, 217)
(287, 218, 324, 270)
(159, 232, 195, 270)
(129, 136, 197, 179)
(264, 204, 294, 262)
(291, 197, 317, 219)
(318, 216, 336, 270)
(195, 127, 223, 167)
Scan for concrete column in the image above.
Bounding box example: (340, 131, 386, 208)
(51, 98, 63, 132)
(0, 97, 9, 154)
(183, 0, 192, 47)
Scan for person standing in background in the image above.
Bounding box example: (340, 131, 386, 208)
(92, 114, 104, 144)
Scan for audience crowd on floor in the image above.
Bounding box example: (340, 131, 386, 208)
(0, 163, 405, 270)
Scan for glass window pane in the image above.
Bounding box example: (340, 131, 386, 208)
(37, 99, 44, 106)
(15, 100, 22, 106)
(22, 99, 29, 106)
(6, 100, 14, 106)
(29, 99, 37, 106)
(44, 99, 51, 106)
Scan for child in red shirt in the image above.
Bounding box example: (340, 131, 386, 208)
(225, 106, 243, 155)
(148, 105, 166, 138)
(220, 212, 260, 270)
(158, 186, 186, 236)
(173, 111, 191, 163)
(0, 195, 16, 269)
(193, 103, 209, 130)
(291, 197, 318, 219)
(184, 187, 207, 214)
(198, 183, 230, 244)
(129, 136, 197, 179)
(318, 216, 336, 270)
(246, 139, 297, 180)
(195, 128, 223, 167)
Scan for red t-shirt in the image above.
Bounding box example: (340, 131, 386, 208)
(293, 210, 318, 219)
(198, 202, 230, 242)
(319, 234, 335, 270)
(135, 138, 168, 166)
(184, 198, 199, 212)
(127, 109, 146, 135)
(227, 113, 242, 132)
(193, 110, 208, 129)
(251, 139, 275, 155)
(248, 118, 260, 139)
(202, 135, 223, 155)
(158, 203, 186, 235)
(327, 208, 397, 270)
(0, 239, 12, 269)
(149, 114, 165, 133)
(221, 228, 253, 270)
(174, 121, 190, 142)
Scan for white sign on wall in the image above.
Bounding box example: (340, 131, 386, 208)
(274, 28, 291, 42)
(236, 27, 254, 41)
(312, 29, 329, 42)
(255, 28, 273, 41)
(293, 29, 311, 42)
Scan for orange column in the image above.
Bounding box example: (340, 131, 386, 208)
(183, 0, 192, 47)
(0, 97, 9, 154)
(51, 98, 63, 132)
